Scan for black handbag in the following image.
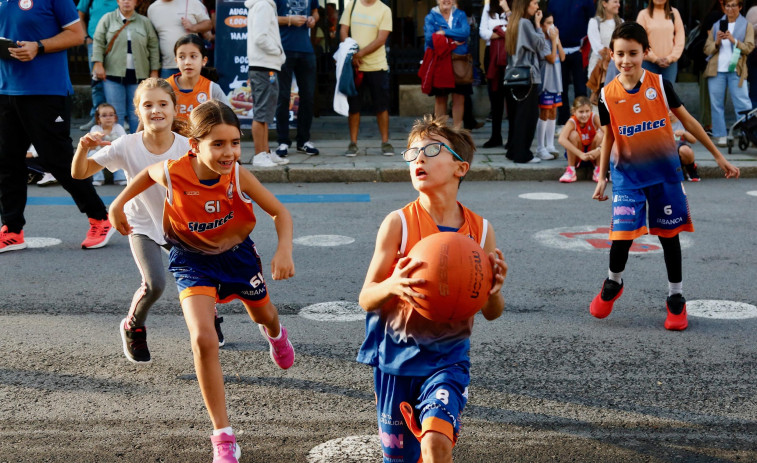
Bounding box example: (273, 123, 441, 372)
(503, 65, 533, 101)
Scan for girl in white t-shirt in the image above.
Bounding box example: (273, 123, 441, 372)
(71, 78, 223, 364)
(88, 103, 127, 186)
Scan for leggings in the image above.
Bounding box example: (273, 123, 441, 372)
(609, 235, 682, 283)
(125, 234, 168, 329)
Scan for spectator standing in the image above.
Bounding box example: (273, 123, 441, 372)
(92, 0, 160, 134)
(504, 0, 546, 163)
(547, 0, 594, 126)
(745, 2, 757, 107)
(424, 0, 471, 129)
(704, 0, 755, 147)
(77, 0, 118, 131)
(246, 0, 290, 167)
(587, 0, 622, 79)
(273, 0, 320, 158)
(636, 0, 685, 83)
(339, 0, 394, 157)
(0, 0, 116, 252)
(479, 0, 510, 148)
(147, 0, 211, 78)
(535, 11, 564, 160)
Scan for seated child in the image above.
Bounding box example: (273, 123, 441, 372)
(670, 111, 701, 181)
(557, 96, 604, 183)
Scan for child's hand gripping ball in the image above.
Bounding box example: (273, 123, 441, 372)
(407, 232, 493, 323)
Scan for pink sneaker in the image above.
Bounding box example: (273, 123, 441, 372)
(81, 217, 116, 249)
(259, 324, 295, 369)
(592, 165, 602, 182)
(211, 432, 241, 463)
(559, 167, 577, 183)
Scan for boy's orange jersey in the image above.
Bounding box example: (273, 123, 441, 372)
(571, 113, 597, 148)
(166, 73, 212, 120)
(601, 71, 683, 188)
(162, 153, 256, 255)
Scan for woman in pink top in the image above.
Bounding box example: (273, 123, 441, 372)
(636, 0, 685, 82)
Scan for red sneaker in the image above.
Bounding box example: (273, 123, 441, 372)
(590, 279, 624, 319)
(0, 225, 26, 253)
(81, 217, 116, 249)
(664, 294, 689, 331)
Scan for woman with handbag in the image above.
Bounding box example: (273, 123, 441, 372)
(480, 0, 511, 148)
(92, 0, 160, 134)
(504, 0, 546, 163)
(424, 0, 471, 129)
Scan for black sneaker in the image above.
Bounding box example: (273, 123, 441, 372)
(215, 315, 225, 347)
(600, 278, 623, 301)
(297, 141, 319, 156)
(684, 162, 700, 182)
(119, 318, 151, 363)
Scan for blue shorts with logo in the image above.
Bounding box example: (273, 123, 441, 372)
(610, 182, 694, 241)
(539, 91, 562, 109)
(374, 363, 469, 463)
(168, 237, 270, 306)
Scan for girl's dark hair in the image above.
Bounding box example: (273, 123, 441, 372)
(489, 0, 504, 17)
(646, 0, 672, 20)
(188, 100, 241, 141)
(610, 21, 650, 52)
(173, 34, 219, 83)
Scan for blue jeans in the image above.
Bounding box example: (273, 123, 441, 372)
(642, 60, 678, 83)
(103, 79, 139, 133)
(87, 42, 106, 118)
(276, 51, 316, 146)
(708, 71, 753, 138)
(160, 68, 178, 79)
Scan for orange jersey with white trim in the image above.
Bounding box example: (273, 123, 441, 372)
(601, 71, 683, 188)
(167, 73, 213, 120)
(162, 153, 256, 255)
(571, 113, 597, 148)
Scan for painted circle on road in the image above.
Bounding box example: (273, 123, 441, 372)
(687, 300, 757, 319)
(307, 435, 380, 462)
(300, 301, 364, 322)
(535, 225, 693, 254)
(519, 192, 568, 201)
(747, 190, 757, 197)
(26, 237, 62, 248)
(294, 234, 355, 247)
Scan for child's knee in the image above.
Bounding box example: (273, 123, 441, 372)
(568, 130, 581, 146)
(190, 329, 219, 356)
(245, 300, 278, 325)
(421, 431, 453, 463)
(679, 145, 694, 164)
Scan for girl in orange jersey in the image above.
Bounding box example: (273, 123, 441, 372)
(167, 34, 229, 121)
(108, 100, 295, 463)
(557, 96, 604, 183)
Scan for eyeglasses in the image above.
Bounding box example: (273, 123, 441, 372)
(401, 142, 465, 162)
(724, 4, 740, 9)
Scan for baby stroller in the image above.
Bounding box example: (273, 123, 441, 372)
(727, 108, 757, 153)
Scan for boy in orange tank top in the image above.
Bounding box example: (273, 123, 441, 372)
(591, 22, 740, 331)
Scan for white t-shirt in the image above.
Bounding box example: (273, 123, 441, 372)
(147, 0, 210, 70)
(718, 21, 736, 73)
(91, 132, 190, 244)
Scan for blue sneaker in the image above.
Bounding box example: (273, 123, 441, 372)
(275, 143, 289, 157)
(297, 141, 319, 156)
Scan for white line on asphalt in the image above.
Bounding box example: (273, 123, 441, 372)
(294, 234, 356, 246)
(687, 300, 757, 319)
(299, 301, 365, 322)
(307, 435, 381, 462)
(518, 192, 569, 200)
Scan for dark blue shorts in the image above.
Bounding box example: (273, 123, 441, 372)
(348, 70, 390, 114)
(610, 182, 694, 240)
(168, 237, 270, 306)
(374, 363, 469, 463)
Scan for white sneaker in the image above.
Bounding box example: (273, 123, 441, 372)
(253, 152, 278, 167)
(535, 147, 554, 160)
(716, 136, 728, 147)
(275, 143, 289, 157)
(526, 156, 542, 164)
(37, 172, 57, 186)
(268, 151, 290, 165)
(546, 144, 560, 154)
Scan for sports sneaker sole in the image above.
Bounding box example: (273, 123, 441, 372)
(82, 226, 117, 249)
(0, 242, 27, 253)
(664, 307, 689, 331)
(590, 286, 624, 319)
(119, 318, 151, 364)
(258, 324, 295, 369)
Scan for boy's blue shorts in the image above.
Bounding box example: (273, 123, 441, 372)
(374, 363, 469, 463)
(610, 182, 694, 241)
(168, 237, 270, 306)
(539, 91, 562, 109)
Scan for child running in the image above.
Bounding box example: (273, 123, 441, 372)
(358, 115, 507, 462)
(167, 34, 230, 121)
(108, 100, 295, 463)
(591, 22, 739, 330)
(72, 78, 224, 364)
(535, 11, 565, 160)
(87, 103, 127, 186)
(558, 96, 604, 183)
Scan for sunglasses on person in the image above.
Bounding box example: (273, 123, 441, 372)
(401, 142, 465, 163)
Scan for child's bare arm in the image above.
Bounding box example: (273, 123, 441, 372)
(359, 213, 426, 312)
(109, 162, 165, 235)
(593, 126, 614, 201)
(71, 132, 110, 179)
(238, 167, 294, 280)
(672, 105, 740, 178)
(480, 222, 506, 321)
(558, 121, 592, 161)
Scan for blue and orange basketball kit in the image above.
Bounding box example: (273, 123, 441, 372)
(167, 73, 213, 120)
(163, 153, 270, 307)
(599, 71, 694, 240)
(358, 199, 489, 463)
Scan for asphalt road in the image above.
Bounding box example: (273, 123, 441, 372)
(1, 180, 756, 462)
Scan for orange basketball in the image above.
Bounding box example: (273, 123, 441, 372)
(407, 232, 493, 323)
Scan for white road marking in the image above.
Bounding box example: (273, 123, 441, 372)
(687, 300, 757, 319)
(747, 190, 757, 197)
(307, 435, 381, 463)
(518, 192, 568, 200)
(299, 301, 365, 322)
(534, 225, 693, 254)
(26, 237, 62, 248)
(294, 234, 356, 247)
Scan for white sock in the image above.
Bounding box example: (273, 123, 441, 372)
(545, 119, 556, 148)
(213, 426, 233, 436)
(608, 271, 623, 284)
(669, 281, 683, 297)
(263, 324, 282, 340)
(536, 119, 547, 150)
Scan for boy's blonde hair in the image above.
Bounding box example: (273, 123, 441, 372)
(407, 114, 475, 164)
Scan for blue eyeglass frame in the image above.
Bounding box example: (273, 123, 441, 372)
(401, 142, 465, 163)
